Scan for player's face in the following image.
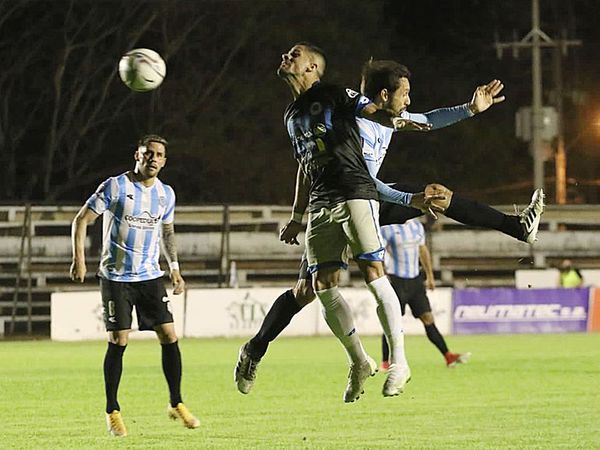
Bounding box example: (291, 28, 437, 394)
(135, 141, 166, 178)
(277, 45, 313, 78)
(386, 77, 411, 114)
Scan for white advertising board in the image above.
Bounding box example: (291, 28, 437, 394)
(51, 290, 184, 341)
(184, 287, 452, 338)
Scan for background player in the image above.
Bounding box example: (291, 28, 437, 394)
(70, 135, 199, 436)
(379, 219, 471, 369)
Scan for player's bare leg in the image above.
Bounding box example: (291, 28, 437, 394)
(155, 323, 199, 429)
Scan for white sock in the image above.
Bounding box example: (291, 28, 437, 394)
(367, 276, 408, 367)
(315, 286, 367, 365)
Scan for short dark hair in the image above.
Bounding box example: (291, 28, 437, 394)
(294, 41, 327, 77)
(138, 134, 168, 148)
(361, 60, 411, 100)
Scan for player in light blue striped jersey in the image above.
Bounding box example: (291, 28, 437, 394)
(380, 219, 470, 368)
(70, 135, 199, 436)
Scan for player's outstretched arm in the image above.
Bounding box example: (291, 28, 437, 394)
(403, 79, 505, 130)
(360, 103, 432, 131)
(70, 205, 99, 283)
(162, 222, 185, 295)
(419, 244, 435, 290)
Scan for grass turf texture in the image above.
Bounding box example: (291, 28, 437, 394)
(1, 334, 599, 449)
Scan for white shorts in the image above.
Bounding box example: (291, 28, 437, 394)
(305, 199, 384, 273)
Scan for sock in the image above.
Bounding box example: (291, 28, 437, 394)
(161, 341, 183, 407)
(316, 286, 367, 364)
(381, 334, 390, 362)
(445, 193, 524, 241)
(247, 289, 304, 359)
(367, 276, 407, 367)
(424, 323, 449, 355)
(104, 342, 126, 414)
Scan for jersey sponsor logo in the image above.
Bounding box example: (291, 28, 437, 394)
(454, 304, 587, 322)
(124, 211, 160, 230)
(345, 88, 359, 98)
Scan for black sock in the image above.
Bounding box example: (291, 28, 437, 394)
(247, 289, 303, 359)
(381, 334, 390, 362)
(161, 341, 183, 407)
(104, 342, 126, 414)
(445, 193, 525, 241)
(424, 323, 449, 355)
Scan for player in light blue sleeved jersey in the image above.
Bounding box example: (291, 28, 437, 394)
(71, 135, 199, 436)
(357, 59, 545, 243)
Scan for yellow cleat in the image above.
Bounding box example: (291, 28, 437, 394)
(105, 410, 128, 437)
(167, 403, 200, 429)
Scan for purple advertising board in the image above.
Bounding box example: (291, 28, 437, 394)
(453, 288, 589, 334)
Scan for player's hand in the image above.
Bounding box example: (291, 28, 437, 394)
(469, 79, 505, 114)
(410, 192, 446, 219)
(70, 259, 86, 283)
(392, 117, 432, 132)
(424, 183, 450, 214)
(425, 277, 436, 290)
(279, 220, 303, 245)
(170, 270, 185, 295)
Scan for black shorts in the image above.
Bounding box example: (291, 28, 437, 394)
(100, 277, 174, 331)
(388, 273, 431, 318)
(379, 182, 427, 226)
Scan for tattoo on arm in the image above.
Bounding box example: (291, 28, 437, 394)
(162, 223, 178, 263)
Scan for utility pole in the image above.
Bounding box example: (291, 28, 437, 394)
(494, 0, 581, 197)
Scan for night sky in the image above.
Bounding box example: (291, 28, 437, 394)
(1, 0, 599, 205)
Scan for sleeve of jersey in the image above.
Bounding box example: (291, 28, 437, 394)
(374, 177, 413, 206)
(85, 178, 113, 215)
(417, 223, 426, 245)
(402, 103, 473, 130)
(162, 187, 176, 224)
(338, 87, 372, 116)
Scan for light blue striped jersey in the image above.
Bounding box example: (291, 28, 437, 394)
(86, 171, 176, 282)
(380, 219, 425, 279)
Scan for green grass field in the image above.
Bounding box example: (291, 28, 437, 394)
(1, 334, 599, 449)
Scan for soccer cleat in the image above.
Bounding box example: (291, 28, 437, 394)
(518, 188, 545, 244)
(234, 342, 261, 394)
(380, 360, 390, 372)
(382, 364, 411, 397)
(106, 410, 127, 437)
(343, 355, 378, 403)
(446, 351, 472, 368)
(168, 403, 200, 429)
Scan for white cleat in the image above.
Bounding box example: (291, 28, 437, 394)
(343, 356, 378, 403)
(382, 364, 411, 397)
(519, 188, 545, 244)
(234, 343, 260, 395)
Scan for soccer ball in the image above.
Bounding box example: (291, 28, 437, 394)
(118, 48, 166, 92)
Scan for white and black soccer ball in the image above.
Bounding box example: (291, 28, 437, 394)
(118, 48, 166, 92)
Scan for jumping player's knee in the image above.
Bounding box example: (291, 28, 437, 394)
(357, 260, 385, 283)
(420, 312, 435, 326)
(425, 183, 453, 212)
(293, 279, 316, 307)
(313, 267, 340, 292)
